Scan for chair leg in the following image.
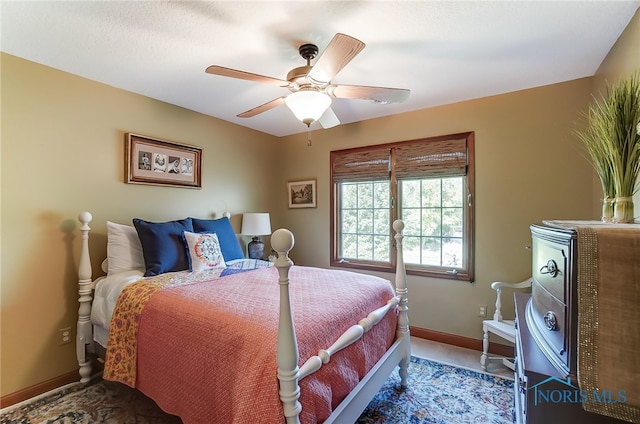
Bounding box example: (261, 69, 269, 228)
(480, 327, 489, 371)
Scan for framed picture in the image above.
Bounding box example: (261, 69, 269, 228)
(125, 133, 202, 188)
(287, 179, 317, 208)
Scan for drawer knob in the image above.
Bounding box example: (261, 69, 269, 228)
(544, 311, 558, 331)
(539, 259, 559, 277)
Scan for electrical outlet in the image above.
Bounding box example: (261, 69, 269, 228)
(59, 327, 72, 345)
(478, 305, 487, 318)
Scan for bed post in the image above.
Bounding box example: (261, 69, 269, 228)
(393, 219, 410, 387)
(77, 212, 94, 383)
(271, 228, 302, 424)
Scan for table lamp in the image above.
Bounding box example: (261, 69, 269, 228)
(241, 213, 272, 259)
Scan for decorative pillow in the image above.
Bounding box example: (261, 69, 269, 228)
(191, 217, 244, 261)
(106, 221, 145, 275)
(132, 217, 194, 277)
(183, 231, 227, 272)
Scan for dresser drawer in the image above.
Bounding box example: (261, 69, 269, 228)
(532, 235, 567, 303)
(529, 281, 569, 373)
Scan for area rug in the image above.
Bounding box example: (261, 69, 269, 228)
(1, 357, 514, 423)
(357, 357, 514, 423)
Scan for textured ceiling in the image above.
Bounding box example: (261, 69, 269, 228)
(1, 1, 638, 137)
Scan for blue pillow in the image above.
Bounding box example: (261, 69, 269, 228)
(191, 217, 244, 261)
(133, 217, 194, 277)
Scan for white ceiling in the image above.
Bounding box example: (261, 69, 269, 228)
(2, 1, 638, 137)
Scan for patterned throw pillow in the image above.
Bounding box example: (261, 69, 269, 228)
(183, 231, 227, 272)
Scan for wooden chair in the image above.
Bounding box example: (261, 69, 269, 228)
(480, 277, 532, 371)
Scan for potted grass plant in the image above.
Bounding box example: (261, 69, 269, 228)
(575, 114, 617, 222)
(575, 73, 640, 223)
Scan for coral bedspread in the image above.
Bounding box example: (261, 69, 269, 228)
(103, 265, 397, 424)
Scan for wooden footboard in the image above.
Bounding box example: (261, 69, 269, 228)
(272, 220, 410, 424)
(76, 213, 410, 423)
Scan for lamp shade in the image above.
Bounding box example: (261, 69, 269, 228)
(285, 90, 332, 126)
(241, 213, 272, 236)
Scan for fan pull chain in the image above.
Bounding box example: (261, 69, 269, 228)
(307, 125, 312, 147)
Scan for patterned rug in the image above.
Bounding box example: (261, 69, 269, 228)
(1, 357, 514, 423)
(357, 357, 514, 423)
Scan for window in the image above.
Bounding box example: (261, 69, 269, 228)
(330, 132, 474, 281)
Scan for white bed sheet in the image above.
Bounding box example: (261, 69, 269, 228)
(91, 269, 144, 345)
(93, 323, 109, 347)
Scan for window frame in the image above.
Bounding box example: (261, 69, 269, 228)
(330, 132, 475, 282)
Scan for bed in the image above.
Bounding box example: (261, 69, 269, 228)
(75, 211, 410, 424)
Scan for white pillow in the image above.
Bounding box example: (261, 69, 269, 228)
(183, 231, 227, 272)
(106, 221, 145, 275)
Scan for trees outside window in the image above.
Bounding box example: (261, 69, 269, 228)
(330, 132, 474, 281)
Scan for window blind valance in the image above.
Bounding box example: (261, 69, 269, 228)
(331, 134, 469, 183)
(331, 148, 390, 182)
(394, 138, 468, 179)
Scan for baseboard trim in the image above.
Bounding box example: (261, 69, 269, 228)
(1, 370, 78, 408)
(410, 326, 514, 358)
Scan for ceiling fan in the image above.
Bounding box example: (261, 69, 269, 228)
(205, 33, 410, 129)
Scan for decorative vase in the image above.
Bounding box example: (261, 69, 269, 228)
(613, 197, 635, 223)
(601, 197, 615, 222)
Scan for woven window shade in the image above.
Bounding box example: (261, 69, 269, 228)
(394, 138, 467, 179)
(332, 148, 390, 182)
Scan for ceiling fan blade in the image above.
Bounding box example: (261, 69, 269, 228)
(329, 84, 410, 103)
(206, 65, 289, 87)
(318, 107, 340, 129)
(308, 33, 365, 84)
(237, 96, 287, 118)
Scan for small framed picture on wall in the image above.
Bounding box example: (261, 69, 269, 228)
(287, 179, 316, 208)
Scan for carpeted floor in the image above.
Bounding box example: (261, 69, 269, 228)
(1, 357, 514, 423)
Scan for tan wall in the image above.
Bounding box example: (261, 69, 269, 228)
(0, 53, 281, 396)
(277, 78, 596, 341)
(593, 8, 640, 93)
(592, 8, 640, 216)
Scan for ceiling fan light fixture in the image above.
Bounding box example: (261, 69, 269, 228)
(285, 90, 332, 126)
